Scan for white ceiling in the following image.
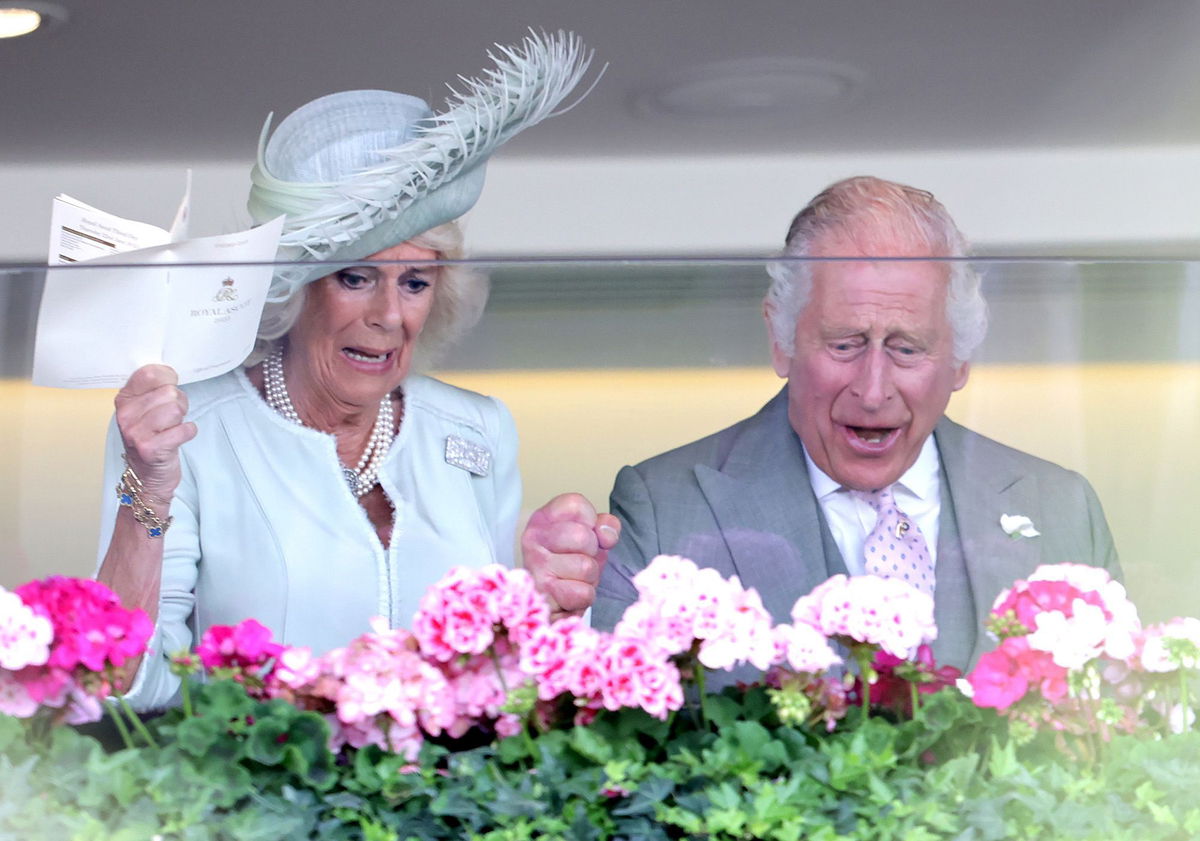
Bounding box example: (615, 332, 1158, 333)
(4, 0, 1200, 165)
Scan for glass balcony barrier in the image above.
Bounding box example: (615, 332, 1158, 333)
(1, 256, 1196, 622)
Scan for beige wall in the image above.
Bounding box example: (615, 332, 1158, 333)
(3, 363, 1196, 622)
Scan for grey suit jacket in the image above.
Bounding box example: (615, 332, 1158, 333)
(595, 387, 1120, 672)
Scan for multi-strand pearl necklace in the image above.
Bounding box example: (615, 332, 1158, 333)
(262, 348, 395, 497)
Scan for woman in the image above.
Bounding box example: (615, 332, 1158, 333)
(96, 31, 616, 711)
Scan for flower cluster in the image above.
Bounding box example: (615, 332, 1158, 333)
(615, 555, 777, 672)
(964, 563, 1200, 738)
(412, 564, 548, 661)
(174, 558, 947, 757)
(791, 573, 938, 660)
(967, 564, 1139, 715)
(0, 577, 151, 723)
(1107, 616, 1200, 734)
(867, 645, 961, 718)
(192, 618, 283, 696)
(271, 619, 457, 758)
(767, 573, 937, 730)
(520, 616, 683, 724)
(2, 558, 966, 759)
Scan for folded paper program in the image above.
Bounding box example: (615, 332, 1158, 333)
(32, 193, 283, 389)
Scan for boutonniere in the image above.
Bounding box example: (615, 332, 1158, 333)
(1000, 514, 1040, 539)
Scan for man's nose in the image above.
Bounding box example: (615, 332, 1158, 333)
(849, 346, 894, 409)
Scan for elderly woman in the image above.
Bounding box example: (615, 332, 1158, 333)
(95, 32, 616, 711)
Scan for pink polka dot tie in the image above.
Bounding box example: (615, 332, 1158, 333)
(852, 485, 934, 596)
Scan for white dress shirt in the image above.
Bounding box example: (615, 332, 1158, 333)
(803, 436, 942, 576)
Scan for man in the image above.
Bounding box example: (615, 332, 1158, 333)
(585, 176, 1119, 671)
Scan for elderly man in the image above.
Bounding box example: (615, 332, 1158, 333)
(581, 176, 1120, 671)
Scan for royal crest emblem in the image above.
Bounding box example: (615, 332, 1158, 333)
(212, 277, 238, 303)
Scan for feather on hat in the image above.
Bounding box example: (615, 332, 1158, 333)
(247, 29, 598, 300)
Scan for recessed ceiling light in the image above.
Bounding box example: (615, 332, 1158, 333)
(0, 2, 67, 40)
(633, 57, 865, 119)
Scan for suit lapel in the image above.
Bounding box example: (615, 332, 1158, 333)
(936, 417, 1043, 665)
(692, 389, 835, 622)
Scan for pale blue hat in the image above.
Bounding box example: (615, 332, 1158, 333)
(247, 30, 596, 300)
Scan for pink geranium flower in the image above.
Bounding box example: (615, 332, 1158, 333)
(616, 555, 777, 672)
(593, 635, 684, 720)
(790, 574, 937, 659)
(771, 622, 842, 675)
(0, 670, 38, 718)
(274, 618, 457, 760)
(519, 616, 604, 701)
(413, 565, 550, 662)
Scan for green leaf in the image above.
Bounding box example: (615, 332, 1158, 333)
(728, 720, 771, 758)
(173, 714, 224, 757)
(568, 724, 614, 764)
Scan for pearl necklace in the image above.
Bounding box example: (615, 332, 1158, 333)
(262, 348, 395, 497)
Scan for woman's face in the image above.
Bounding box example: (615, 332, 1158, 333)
(286, 241, 439, 412)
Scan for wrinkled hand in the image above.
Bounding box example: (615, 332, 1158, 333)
(113, 364, 197, 505)
(521, 493, 620, 621)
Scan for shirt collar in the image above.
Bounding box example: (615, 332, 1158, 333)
(803, 433, 941, 500)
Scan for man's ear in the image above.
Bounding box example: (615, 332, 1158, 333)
(763, 300, 790, 378)
(953, 360, 970, 391)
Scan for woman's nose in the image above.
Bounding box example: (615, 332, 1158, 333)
(366, 282, 404, 330)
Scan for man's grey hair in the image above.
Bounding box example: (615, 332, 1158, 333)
(765, 176, 988, 364)
(245, 219, 488, 371)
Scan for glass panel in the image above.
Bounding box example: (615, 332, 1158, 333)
(2, 257, 1196, 624)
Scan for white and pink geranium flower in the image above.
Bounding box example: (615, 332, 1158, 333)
(790, 573, 937, 659)
(967, 563, 1156, 736)
(615, 555, 777, 672)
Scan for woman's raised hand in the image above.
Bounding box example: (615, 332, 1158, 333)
(113, 364, 198, 504)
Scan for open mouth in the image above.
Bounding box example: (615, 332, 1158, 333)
(343, 348, 393, 364)
(844, 425, 901, 450)
(850, 426, 892, 443)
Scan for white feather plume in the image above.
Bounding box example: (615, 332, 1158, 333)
(250, 29, 599, 274)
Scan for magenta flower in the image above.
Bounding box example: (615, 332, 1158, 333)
(3, 576, 151, 719)
(15, 576, 151, 674)
(197, 619, 283, 671)
(967, 639, 1032, 711)
(866, 645, 960, 716)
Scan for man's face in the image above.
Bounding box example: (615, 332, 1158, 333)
(770, 250, 970, 491)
